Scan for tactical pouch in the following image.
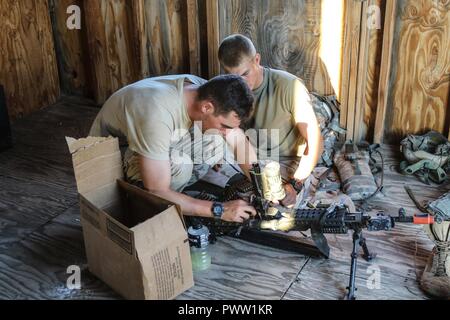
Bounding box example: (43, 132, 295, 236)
(310, 93, 346, 167)
(427, 192, 450, 223)
(400, 131, 450, 184)
(334, 142, 378, 201)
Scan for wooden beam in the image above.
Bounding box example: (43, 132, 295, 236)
(186, 0, 201, 76)
(340, 0, 363, 141)
(83, 0, 110, 103)
(206, 0, 220, 78)
(339, 2, 352, 132)
(373, 0, 397, 144)
(49, 0, 88, 96)
(130, 0, 149, 79)
(353, 0, 371, 143)
(345, 1, 360, 141)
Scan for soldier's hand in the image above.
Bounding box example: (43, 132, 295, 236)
(222, 200, 257, 223)
(280, 183, 297, 207)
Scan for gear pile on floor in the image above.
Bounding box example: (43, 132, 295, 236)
(183, 93, 450, 299)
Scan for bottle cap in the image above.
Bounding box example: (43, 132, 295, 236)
(188, 224, 210, 249)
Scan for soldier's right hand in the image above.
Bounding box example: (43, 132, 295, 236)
(222, 200, 257, 223)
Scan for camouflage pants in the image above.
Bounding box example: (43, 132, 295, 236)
(196, 155, 318, 207)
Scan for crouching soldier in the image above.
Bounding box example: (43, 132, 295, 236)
(89, 74, 257, 223)
(210, 34, 324, 206)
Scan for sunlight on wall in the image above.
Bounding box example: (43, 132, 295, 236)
(320, 0, 345, 99)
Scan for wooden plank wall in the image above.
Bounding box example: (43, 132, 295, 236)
(213, 0, 341, 96)
(344, 0, 449, 143)
(82, 0, 143, 104)
(0, 0, 60, 119)
(362, 0, 385, 143)
(206, 0, 220, 78)
(143, 0, 191, 76)
(1, 0, 449, 142)
(50, 0, 201, 104)
(73, 0, 200, 104)
(48, 0, 88, 97)
(339, 0, 364, 141)
(373, 0, 398, 144)
(382, 0, 450, 143)
(1, 0, 201, 118)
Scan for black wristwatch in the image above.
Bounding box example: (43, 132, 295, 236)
(211, 202, 224, 219)
(289, 178, 303, 194)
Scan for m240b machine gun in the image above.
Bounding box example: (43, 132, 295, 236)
(193, 163, 396, 300)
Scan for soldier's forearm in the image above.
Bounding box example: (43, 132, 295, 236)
(226, 128, 257, 173)
(148, 187, 213, 218)
(294, 131, 323, 181)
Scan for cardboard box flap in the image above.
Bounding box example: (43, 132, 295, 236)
(66, 136, 111, 154)
(66, 136, 124, 196)
(116, 180, 186, 229)
(132, 206, 191, 300)
(115, 180, 189, 257)
(131, 205, 187, 254)
(137, 233, 193, 300)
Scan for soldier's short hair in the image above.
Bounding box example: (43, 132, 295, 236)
(198, 74, 254, 121)
(218, 34, 257, 68)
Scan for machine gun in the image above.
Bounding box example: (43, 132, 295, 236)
(192, 163, 395, 300)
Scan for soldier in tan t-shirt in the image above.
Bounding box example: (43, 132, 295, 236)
(90, 74, 257, 223)
(217, 34, 324, 206)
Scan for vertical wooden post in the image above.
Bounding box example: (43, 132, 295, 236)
(373, 0, 397, 144)
(49, 0, 88, 96)
(339, 3, 352, 132)
(339, 0, 363, 141)
(206, 0, 220, 78)
(130, 0, 149, 79)
(346, 0, 362, 139)
(186, 0, 201, 76)
(83, 0, 110, 103)
(353, 0, 371, 143)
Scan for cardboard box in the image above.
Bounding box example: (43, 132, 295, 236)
(66, 136, 194, 300)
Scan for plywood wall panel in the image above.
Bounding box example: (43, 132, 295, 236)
(217, 0, 339, 95)
(0, 0, 60, 119)
(144, 0, 189, 76)
(384, 0, 450, 143)
(83, 0, 141, 104)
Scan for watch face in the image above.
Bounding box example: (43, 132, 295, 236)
(213, 203, 223, 217)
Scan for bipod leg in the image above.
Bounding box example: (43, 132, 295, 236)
(360, 232, 376, 261)
(345, 230, 361, 300)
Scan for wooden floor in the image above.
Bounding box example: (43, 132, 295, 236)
(0, 96, 448, 300)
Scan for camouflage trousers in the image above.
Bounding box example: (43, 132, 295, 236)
(197, 156, 319, 207)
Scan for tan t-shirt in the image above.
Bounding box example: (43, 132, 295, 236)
(89, 74, 206, 160)
(244, 67, 307, 159)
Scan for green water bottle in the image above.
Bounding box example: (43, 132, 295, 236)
(188, 223, 211, 272)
